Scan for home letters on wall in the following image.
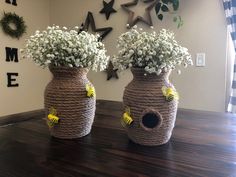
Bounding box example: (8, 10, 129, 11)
(2, 0, 20, 88)
(5, 47, 19, 87)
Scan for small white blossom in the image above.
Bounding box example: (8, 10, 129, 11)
(129, 50, 134, 54)
(137, 50, 142, 56)
(45, 60, 51, 64)
(177, 70, 181, 75)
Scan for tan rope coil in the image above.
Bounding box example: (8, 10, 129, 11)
(123, 68, 178, 146)
(44, 66, 96, 139)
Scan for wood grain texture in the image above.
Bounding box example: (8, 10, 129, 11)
(0, 109, 44, 126)
(0, 100, 235, 177)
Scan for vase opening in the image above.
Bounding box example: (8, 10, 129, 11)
(141, 112, 162, 130)
(49, 66, 89, 78)
(131, 67, 171, 82)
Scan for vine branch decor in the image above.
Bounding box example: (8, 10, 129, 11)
(0, 12, 27, 39)
(154, 0, 182, 28)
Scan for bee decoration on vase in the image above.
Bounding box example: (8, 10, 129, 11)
(86, 84, 96, 98)
(47, 107, 60, 128)
(121, 107, 134, 127)
(162, 86, 179, 102)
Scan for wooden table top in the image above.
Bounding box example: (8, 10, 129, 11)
(0, 100, 236, 177)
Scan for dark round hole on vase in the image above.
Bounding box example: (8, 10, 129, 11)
(142, 113, 160, 129)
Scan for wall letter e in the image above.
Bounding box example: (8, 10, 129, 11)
(7, 73, 19, 87)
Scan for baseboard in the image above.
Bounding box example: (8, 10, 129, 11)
(0, 109, 45, 126)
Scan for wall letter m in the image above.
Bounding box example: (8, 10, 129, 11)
(6, 47, 18, 63)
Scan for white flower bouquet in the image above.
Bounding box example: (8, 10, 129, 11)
(112, 26, 192, 75)
(22, 25, 109, 71)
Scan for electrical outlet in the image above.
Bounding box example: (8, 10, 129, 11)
(196, 53, 205, 67)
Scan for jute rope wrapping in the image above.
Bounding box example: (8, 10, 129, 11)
(123, 68, 178, 146)
(44, 67, 96, 139)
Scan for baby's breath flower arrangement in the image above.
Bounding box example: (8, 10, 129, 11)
(22, 25, 109, 71)
(112, 26, 192, 75)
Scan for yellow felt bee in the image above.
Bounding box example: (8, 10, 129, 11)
(47, 107, 60, 128)
(86, 84, 96, 98)
(162, 86, 179, 102)
(121, 107, 134, 127)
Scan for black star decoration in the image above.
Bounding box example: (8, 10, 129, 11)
(106, 61, 118, 80)
(100, 0, 117, 20)
(79, 11, 113, 41)
(121, 0, 158, 28)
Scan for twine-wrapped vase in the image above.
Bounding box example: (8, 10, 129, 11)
(123, 68, 178, 146)
(44, 66, 96, 139)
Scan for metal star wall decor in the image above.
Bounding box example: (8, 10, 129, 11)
(106, 61, 118, 80)
(79, 11, 113, 40)
(121, 0, 158, 28)
(100, 0, 117, 20)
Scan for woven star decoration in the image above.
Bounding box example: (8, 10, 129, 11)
(100, 0, 117, 20)
(79, 11, 113, 40)
(121, 0, 158, 28)
(106, 61, 119, 80)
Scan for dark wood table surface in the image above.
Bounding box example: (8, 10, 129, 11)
(0, 100, 236, 177)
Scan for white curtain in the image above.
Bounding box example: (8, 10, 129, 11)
(223, 0, 236, 113)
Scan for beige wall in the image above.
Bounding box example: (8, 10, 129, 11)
(0, 0, 227, 116)
(0, 0, 51, 116)
(50, 0, 227, 112)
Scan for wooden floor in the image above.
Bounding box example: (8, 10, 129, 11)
(0, 100, 236, 177)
